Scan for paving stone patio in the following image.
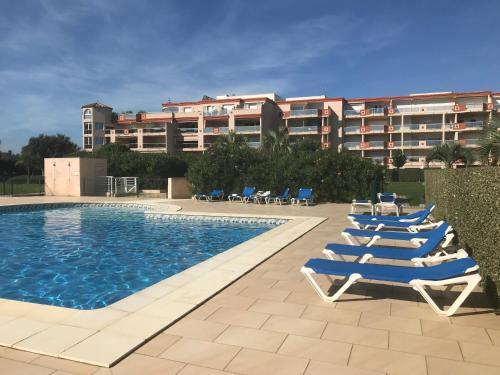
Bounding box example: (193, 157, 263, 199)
(0, 197, 499, 375)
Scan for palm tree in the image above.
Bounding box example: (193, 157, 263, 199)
(426, 143, 474, 168)
(479, 116, 500, 165)
(263, 126, 291, 154)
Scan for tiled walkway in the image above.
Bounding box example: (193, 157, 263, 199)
(1, 198, 499, 375)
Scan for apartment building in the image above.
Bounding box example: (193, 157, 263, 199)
(81, 90, 499, 168)
(342, 91, 499, 167)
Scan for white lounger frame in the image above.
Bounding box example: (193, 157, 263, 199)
(349, 217, 441, 233)
(301, 260, 481, 316)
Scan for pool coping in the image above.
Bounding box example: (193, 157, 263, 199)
(0, 199, 326, 367)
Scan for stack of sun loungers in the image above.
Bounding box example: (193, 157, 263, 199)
(301, 204, 482, 316)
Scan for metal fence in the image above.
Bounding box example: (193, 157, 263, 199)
(0, 175, 44, 196)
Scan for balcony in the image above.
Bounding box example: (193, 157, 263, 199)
(178, 128, 198, 136)
(143, 127, 166, 134)
(449, 121, 484, 131)
(364, 141, 385, 149)
(143, 143, 167, 149)
(344, 126, 359, 134)
(343, 142, 360, 150)
(345, 109, 361, 117)
(395, 104, 453, 114)
(402, 140, 422, 148)
(401, 124, 421, 132)
(288, 126, 320, 134)
(235, 125, 260, 133)
(233, 104, 262, 116)
(367, 108, 386, 116)
(289, 109, 319, 117)
(118, 113, 138, 122)
(425, 123, 443, 131)
(203, 109, 230, 116)
(204, 127, 229, 134)
(388, 125, 402, 132)
(426, 139, 443, 147)
(464, 103, 485, 112)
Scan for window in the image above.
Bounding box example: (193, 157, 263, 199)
(205, 105, 216, 113)
(183, 107, 193, 113)
(246, 103, 259, 109)
(83, 109, 92, 119)
(84, 137, 92, 149)
(94, 122, 104, 130)
(222, 104, 234, 111)
(94, 137, 105, 145)
(291, 105, 305, 110)
(84, 122, 92, 134)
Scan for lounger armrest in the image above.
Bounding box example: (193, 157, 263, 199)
(411, 249, 469, 266)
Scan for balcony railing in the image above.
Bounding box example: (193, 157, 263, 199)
(143, 128, 166, 134)
(425, 123, 443, 130)
(289, 109, 319, 117)
(343, 142, 360, 150)
(396, 105, 453, 113)
(143, 143, 167, 149)
(235, 125, 260, 133)
(178, 128, 198, 134)
(344, 126, 359, 134)
(426, 139, 442, 146)
(288, 126, 320, 134)
(247, 141, 261, 149)
(465, 103, 484, 111)
(369, 108, 386, 115)
(401, 124, 420, 131)
(464, 121, 484, 129)
(369, 125, 386, 132)
(120, 113, 137, 120)
(204, 127, 229, 134)
(366, 141, 385, 149)
(402, 140, 421, 147)
(388, 125, 401, 132)
(345, 110, 361, 117)
(203, 109, 229, 116)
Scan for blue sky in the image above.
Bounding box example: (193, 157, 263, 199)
(1, 0, 499, 152)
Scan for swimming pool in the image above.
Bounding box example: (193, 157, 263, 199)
(0, 204, 280, 309)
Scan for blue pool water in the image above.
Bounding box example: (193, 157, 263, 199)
(0, 205, 278, 309)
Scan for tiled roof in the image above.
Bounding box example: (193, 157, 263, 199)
(81, 101, 113, 109)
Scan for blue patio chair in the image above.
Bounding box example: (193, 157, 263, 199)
(323, 222, 458, 266)
(268, 188, 290, 205)
(375, 192, 403, 216)
(229, 186, 255, 203)
(291, 188, 313, 206)
(205, 189, 224, 202)
(301, 257, 481, 316)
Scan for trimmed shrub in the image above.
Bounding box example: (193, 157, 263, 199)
(425, 167, 500, 308)
(385, 168, 424, 182)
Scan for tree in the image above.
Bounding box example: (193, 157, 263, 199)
(479, 115, 500, 166)
(17, 134, 79, 176)
(426, 143, 474, 168)
(263, 126, 291, 154)
(391, 149, 407, 181)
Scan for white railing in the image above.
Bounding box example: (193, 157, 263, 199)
(464, 121, 483, 129)
(369, 125, 386, 132)
(403, 140, 421, 147)
(401, 124, 420, 131)
(426, 123, 442, 130)
(290, 109, 319, 117)
(465, 103, 484, 111)
(369, 108, 385, 115)
(105, 176, 138, 196)
(426, 139, 442, 146)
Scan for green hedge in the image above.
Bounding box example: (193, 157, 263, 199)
(386, 181, 425, 206)
(385, 168, 425, 182)
(425, 167, 500, 307)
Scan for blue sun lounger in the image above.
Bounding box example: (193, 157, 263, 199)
(229, 186, 255, 203)
(341, 220, 452, 247)
(301, 257, 481, 316)
(349, 204, 435, 222)
(324, 222, 458, 266)
(349, 209, 438, 232)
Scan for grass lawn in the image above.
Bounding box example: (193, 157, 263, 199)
(386, 181, 425, 206)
